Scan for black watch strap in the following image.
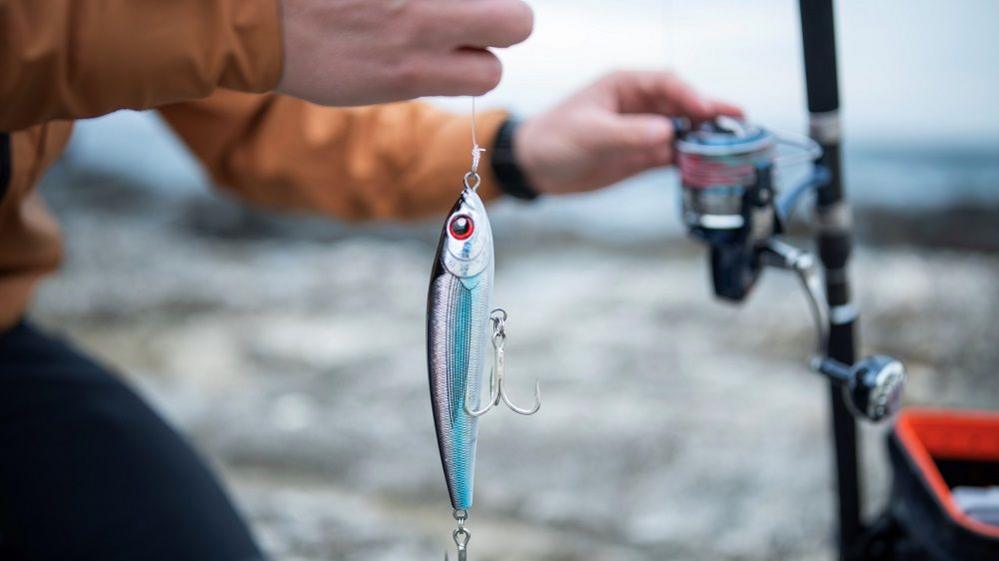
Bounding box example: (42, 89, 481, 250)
(490, 118, 539, 201)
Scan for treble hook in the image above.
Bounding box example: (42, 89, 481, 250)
(465, 309, 542, 417)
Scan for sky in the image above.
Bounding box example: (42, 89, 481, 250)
(451, 0, 999, 145)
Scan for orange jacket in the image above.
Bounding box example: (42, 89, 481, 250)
(0, 0, 508, 329)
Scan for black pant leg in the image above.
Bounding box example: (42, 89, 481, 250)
(0, 322, 265, 561)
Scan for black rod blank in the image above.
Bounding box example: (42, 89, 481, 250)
(799, 0, 841, 114)
(798, 2, 863, 560)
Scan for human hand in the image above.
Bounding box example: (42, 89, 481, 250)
(514, 71, 743, 195)
(278, 0, 534, 106)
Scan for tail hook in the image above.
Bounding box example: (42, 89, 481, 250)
(465, 309, 542, 417)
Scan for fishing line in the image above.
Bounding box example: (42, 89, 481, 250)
(466, 97, 486, 192)
(675, 119, 774, 190)
(773, 131, 822, 167)
(674, 117, 826, 237)
(676, 121, 821, 190)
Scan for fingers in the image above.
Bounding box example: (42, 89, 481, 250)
(591, 114, 674, 154)
(415, 48, 504, 97)
(395, 0, 533, 97)
(591, 114, 677, 181)
(707, 98, 744, 118)
(605, 70, 744, 122)
(426, 0, 534, 48)
(638, 72, 714, 120)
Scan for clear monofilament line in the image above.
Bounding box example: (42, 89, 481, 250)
(466, 97, 486, 191)
(471, 98, 483, 171)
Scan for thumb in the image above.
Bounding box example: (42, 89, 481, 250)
(592, 114, 674, 154)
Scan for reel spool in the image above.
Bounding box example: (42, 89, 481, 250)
(675, 118, 782, 301)
(676, 118, 777, 240)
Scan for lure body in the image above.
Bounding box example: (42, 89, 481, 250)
(427, 188, 494, 511)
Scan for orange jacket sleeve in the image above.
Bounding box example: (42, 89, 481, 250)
(0, 0, 283, 131)
(158, 91, 508, 220)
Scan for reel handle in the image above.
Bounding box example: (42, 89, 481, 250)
(763, 242, 907, 423)
(812, 355, 907, 422)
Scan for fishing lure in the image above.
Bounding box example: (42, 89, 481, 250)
(427, 108, 541, 561)
(427, 178, 494, 516)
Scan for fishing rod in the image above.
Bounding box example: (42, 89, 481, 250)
(670, 2, 907, 557)
(673, 117, 908, 556)
(793, 7, 999, 560)
(797, 3, 867, 559)
(670, 5, 999, 561)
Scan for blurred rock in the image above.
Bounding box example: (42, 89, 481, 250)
(31, 175, 999, 561)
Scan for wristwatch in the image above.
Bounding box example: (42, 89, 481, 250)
(490, 119, 539, 201)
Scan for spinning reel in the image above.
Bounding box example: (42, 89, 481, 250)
(674, 118, 906, 422)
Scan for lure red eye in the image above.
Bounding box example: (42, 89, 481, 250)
(449, 215, 474, 240)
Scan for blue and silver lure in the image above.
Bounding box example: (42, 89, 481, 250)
(427, 163, 541, 560)
(427, 183, 495, 515)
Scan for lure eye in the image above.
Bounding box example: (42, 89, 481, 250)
(449, 215, 474, 241)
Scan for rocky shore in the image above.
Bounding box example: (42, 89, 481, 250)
(33, 176, 999, 561)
